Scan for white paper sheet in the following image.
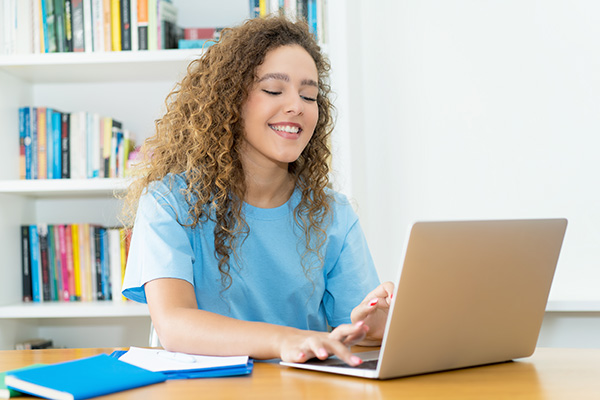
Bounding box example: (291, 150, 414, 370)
(118, 346, 249, 372)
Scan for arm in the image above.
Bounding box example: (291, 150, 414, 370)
(145, 277, 368, 366)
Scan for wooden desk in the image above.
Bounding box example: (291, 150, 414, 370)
(1, 347, 599, 399)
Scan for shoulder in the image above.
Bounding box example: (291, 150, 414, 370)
(140, 173, 193, 224)
(325, 187, 359, 228)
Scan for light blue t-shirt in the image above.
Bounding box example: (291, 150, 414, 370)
(122, 174, 380, 331)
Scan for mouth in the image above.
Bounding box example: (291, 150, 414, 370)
(269, 123, 302, 135)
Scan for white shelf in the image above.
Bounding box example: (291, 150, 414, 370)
(0, 178, 130, 197)
(546, 301, 600, 312)
(0, 49, 203, 83)
(0, 301, 149, 319)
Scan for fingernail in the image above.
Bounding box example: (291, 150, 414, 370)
(351, 356, 363, 366)
(356, 320, 365, 327)
(368, 298, 378, 307)
(298, 352, 305, 359)
(319, 348, 328, 358)
(390, 292, 394, 299)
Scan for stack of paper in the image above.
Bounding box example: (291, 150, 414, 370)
(116, 347, 253, 379)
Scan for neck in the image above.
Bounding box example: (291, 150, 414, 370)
(242, 159, 295, 209)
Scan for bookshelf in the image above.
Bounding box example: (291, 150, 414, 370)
(0, 1, 249, 350)
(0, 0, 331, 350)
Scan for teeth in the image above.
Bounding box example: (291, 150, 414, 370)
(271, 125, 300, 134)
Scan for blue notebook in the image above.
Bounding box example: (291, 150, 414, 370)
(5, 354, 166, 400)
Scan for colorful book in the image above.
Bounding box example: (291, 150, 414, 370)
(28, 225, 41, 302)
(0, 364, 45, 399)
(45, 108, 53, 179)
(5, 354, 166, 400)
(64, 0, 74, 51)
(37, 223, 51, 302)
(65, 225, 75, 301)
(120, 0, 132, 50)
(54, 0, 67, 52)
(61, 112, 70, 179)
(71, 224, 81, 301)
(18, 107, 27, 180)
(37, 108, 47, 179)
(111, 0, 121, 51)
(20, 226, 32, 302)
(71, 0, 85, 52)
(58, 224, 71, 301)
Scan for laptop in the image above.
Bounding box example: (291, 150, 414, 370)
(281, 218, 568, 379)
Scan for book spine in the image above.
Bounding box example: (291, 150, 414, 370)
(37, 107, 47, 179)
(21, 225, 33, 302)
(47, 224, 58, 301)
(71, 223, 81, 301)
(45, 0, 57, 52)
(53, 225, 64, 301)
(110, 0, 121, 50)
(22, 107, 33, 179)
(65, 225, 75, 301)
(130, 0, 138, 51)
(120, 0, 131, 50)
(29, 225, 41, 302)
(94, 226, 104, 300)
(54, 0, 67, 52)
(138, 0, 150, 51)
(16, 0, 33, 54)
(45, 108, 53, 179)
(82, 0, 93, 51)
(31, 107, 38, 179)
(64, 0, 74, 51)
(19, 107, 27, 179)
(81, 223, 92, 301)
(108, 228, 122, 302)
(61, 112, 70, 179)
(101, 0, 111, 51)
(100, 228, 110, 300)
(38, 223, 51, 302)
(33, 0, 43, 53)
(40, 0, 49, 52)
(146, 0, 156, 50)
(58, 224, 71, 301)
(91, 0, 105, 51)
(71, 0, 84, 52)
(89, 225, 98, 301)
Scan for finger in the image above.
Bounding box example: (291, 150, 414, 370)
(329, 322, 368, 345)
(322, 339, 363, 367)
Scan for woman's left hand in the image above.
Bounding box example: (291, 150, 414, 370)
(350, 281, 395, 345)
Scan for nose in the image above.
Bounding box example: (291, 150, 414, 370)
(284, 93, 304, 115)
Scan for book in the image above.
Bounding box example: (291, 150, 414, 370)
(64, 0, 73, 51)
(5, 354, 166, 400)
(117, 347, 254, 379)
(60, 112, 70, 179)
(38, 223, 51, 301)
(110, 0, 121, 51)
(18, 107, 27, 179)
(82, 0, 93, 52)
(28, 225, 41, 302)
(137, 0, 148, 50)
(91, 0, 105, 52)
(0, 364, 45, 399)
(37, 107, 47, 179)
(54, 0, 67, 52)
(20, 226, 32, 302)
(71, 0, 84, 52)
(121, 0, 132, 50)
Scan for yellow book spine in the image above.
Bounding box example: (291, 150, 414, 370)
(71, 224, 81, 300)
(111, 0, 121, 51)
(37, 107, 47, 180)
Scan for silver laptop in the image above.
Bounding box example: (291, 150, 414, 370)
(281, 218, 568, 379)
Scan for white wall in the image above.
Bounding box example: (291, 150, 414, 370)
(341, 0, 600, 306)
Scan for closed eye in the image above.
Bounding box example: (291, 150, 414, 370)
(301, 95, 317, 102)
(262, 89, 281, 96)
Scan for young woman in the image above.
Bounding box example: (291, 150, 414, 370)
(121, 15, 393, 367)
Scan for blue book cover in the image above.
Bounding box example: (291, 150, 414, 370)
(5, 354, 166, 400)
(31, 108, 38, 180)
(29, 225, 41, 303)
(52, 110, 62, 180)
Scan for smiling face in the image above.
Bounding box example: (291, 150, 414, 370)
(240, 44, 319, 170)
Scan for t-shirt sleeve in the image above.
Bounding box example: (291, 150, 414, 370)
(121, 182, 196, 303)
(323, 208, 380, 328)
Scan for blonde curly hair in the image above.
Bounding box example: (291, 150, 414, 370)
(122, 15, 335, 289)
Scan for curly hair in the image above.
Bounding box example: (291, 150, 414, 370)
(122, 15, 335, 289)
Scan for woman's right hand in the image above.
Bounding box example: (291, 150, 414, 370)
(279, 321, 370, 367)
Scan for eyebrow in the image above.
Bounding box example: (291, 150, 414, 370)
(257, 72, 318, 87)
